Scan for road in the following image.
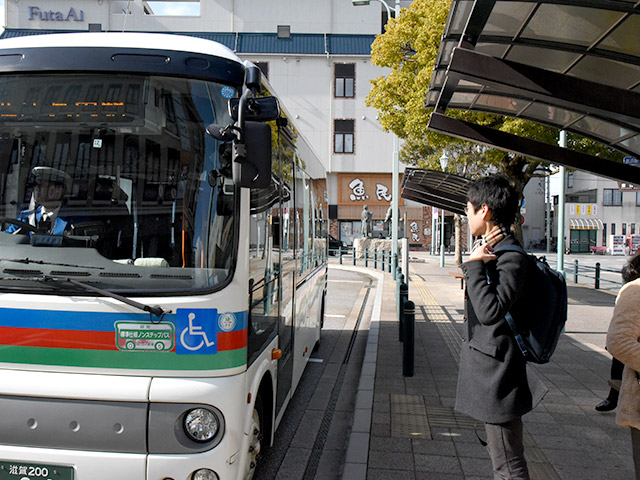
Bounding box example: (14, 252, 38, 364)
(254, 267, 374, 479)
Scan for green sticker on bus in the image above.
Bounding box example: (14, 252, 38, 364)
(115, 321, 174, 352)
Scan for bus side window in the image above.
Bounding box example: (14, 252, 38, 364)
(248, 185, 279, 364)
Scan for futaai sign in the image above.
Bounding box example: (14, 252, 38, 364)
(28, 6, 85, 22)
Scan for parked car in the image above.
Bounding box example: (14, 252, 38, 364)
(328, 234, 346, 255)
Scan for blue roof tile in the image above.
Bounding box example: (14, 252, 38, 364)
(0, 30, 375, 56)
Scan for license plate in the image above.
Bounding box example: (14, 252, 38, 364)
(0, 461, 74, 480)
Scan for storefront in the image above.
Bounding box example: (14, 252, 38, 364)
(330, 173, 431, 250)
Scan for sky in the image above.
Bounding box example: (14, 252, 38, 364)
(147, 1, 200, 16)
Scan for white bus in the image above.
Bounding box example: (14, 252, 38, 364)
(0, 32, 327, 480)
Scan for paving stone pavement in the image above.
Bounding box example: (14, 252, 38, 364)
(341, 255, 634, 480)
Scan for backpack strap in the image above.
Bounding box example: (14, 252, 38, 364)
(505, 312, 530, 359)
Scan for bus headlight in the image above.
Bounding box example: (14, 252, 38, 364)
(192, 469, 219, 480)
(184, 408, 219, 443)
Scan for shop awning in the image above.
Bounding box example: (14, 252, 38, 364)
(427, 0, 640, 184)
(569, 218, 603, 230)
(400, 168, 470, 215)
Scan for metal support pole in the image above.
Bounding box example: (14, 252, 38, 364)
(374, 250, 378, 269)
(574, 259, 579, 284)
(402, 300, 415, 377)
(381, 251, 386, 271)
(339, 246, 343, 265)
(439, 208, 446, 267)
(353, 247, 357, 266)
(595, 262, 601, 289)
(399, 282, 408, 342)
(365, 248, 369, 268)
(557, 131, 567, 276)
(392, 135, 399, 269)
(431, 211, 437, 255)
(388, 252, 392, 273)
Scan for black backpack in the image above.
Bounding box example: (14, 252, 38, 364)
(494, 245, 568, 364)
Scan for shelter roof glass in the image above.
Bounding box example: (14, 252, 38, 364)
(427, 0, 640, 182)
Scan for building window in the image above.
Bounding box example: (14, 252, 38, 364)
(603, 188, 622, 206)
(334, 64, 355, 98)
(277, 25, 291, 39)
(567, 172, 574, 188)
(623, 223, 627, 235)
(632, 224, 636, 235)
(602, 223, 607, 246)
(253, 62, 269, 80)
(636, 192, 640, 206)
(612, 223, 616, 235)
(334, 119, 354, 154)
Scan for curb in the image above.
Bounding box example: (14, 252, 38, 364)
(331, 265, 384, 480)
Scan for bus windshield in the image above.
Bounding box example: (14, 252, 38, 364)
(0, 73, 238, 294)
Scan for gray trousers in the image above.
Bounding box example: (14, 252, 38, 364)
(631, 427, 640, 479)
(485, 419, 530, 480)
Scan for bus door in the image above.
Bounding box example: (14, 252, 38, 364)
(274, 138, 296, 415)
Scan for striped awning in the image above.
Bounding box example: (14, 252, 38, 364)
(569, 218, 603, 230)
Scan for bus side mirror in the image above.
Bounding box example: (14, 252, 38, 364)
(232, 121, 272, 189)
(228, 97, 280, 122)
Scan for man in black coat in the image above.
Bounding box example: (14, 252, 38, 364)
(457, 175, 547, 479)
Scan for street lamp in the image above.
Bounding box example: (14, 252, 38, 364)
(352, 0, 401, 273)
(439, 152, 449, 268)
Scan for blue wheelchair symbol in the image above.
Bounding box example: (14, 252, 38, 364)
(176, 309, 218, 355)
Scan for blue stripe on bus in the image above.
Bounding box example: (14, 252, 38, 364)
(0, 308, 248, 332)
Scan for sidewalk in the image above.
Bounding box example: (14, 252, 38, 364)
(342, 256, 633, 480)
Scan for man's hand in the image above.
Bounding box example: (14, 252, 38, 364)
(468, 242, 497, 263)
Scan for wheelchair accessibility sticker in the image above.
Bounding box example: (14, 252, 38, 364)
(176, 308, 218, 355)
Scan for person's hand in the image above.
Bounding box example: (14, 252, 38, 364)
(468, 242, 497, 263)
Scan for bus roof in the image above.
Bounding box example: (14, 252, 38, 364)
(0, 32, 243, 64)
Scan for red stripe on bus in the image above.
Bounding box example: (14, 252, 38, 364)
(217, 329, 248, 350)
(0, 326, 118, 350)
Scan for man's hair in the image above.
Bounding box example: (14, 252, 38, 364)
(622, 252, 640, 283)
(467, 175, 519, 228)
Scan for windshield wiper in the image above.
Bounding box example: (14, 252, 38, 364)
(37, 275, 170, 319)
(0, 257, 105, 270)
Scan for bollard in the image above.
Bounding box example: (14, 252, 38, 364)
(393, 254, 398, 280)
(396, 272, 405, 320)
(353, 247, 357, 266)
(374, 250, 378, 269)
(402, 300, 415, 377)
(574, 259, 579, 284)
(595, 262, 601, 289)
(365, 248, 369, 268)
(339, 246, 343, 265)
(399, 282, 408, 342)
(388, 251, 392, 273)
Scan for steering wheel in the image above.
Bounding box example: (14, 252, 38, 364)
(0, 216, 39, 234)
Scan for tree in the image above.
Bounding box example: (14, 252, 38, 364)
(366, 0, 623, 257)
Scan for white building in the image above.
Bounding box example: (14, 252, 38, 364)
(559, 169, 640, 255)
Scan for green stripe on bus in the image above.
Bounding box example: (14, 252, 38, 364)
(0, 346, 247, 370)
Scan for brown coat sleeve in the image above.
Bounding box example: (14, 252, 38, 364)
(606, 279, 640, 430)
(607, 281, 640, 373)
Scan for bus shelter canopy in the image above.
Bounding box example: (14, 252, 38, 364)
(427, 0, 640, 184)
(401, 168, 470, 215)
